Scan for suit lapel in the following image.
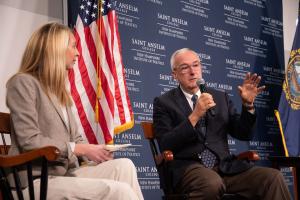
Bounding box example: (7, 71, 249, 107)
(173, 87, 206, 140)
(48, 94, 70, 133)
(67, 106, 75, 135)
(205, 88, 217, 120)
(173, 87, 193, 118)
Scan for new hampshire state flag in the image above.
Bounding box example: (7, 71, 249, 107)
(275, 4, 300, 156)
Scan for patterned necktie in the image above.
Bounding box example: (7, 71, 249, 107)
(191, 94, 198, 109)
(191, 94, 206, 135)
(191, 94, 217, 168)
(199, 149, 218, 168)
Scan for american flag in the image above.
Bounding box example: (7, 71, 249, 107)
(67, 0, 134, 144)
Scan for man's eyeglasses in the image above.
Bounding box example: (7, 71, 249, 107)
(175, 62, 201, 74)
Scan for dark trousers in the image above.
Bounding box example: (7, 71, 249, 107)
(175, 164, 291, 200)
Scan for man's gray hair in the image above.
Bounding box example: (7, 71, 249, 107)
(170, 48, 200, 71)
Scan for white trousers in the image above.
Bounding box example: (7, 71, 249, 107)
(17, 158, 144, 200)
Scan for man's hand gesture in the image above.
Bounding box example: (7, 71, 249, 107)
(238, 72, 265, 107)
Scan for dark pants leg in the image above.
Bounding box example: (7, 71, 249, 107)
(175, 165, 291, 200)
(175, 164, 225, 200)
(223, 166, 291, 200)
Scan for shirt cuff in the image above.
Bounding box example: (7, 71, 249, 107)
(69, 142, 76, 152)
(248, 109, 255, 114)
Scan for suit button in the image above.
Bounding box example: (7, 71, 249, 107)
(205, 142, 208, 145)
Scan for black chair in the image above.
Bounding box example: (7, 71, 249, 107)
(0, 112, 10, 155)
(141, 121, 260, 200)
(0, 112, 60, 200)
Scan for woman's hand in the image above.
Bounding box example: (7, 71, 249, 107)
(74, 144, 113, 163)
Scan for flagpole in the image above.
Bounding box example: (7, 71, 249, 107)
(274, 110, 289, 156)
(95, 0, 103, 123)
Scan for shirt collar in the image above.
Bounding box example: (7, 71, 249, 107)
(180, 85, 201, 99)
(180, 85, 201, 109)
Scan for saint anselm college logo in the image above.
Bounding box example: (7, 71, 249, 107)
(284, 48, 300, 109)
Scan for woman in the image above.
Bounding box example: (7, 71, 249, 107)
(6, 22, 143, 200)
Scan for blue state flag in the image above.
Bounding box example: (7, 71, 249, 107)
(275, 3, 300, 156)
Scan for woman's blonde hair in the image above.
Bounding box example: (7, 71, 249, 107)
(18, 22, 73, 106)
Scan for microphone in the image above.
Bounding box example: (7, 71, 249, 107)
(196, 79, 215, 116)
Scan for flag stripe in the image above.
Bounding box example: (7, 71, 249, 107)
(113, 12, 133, 121)
(89, 20, 115, 115)
(68, 0, 134, 143)
(68, 69, 98, 144)
(100, 15, 126, 124)
(73, 18, 106, 144)
(107, 12, 128, 124)
(76, 21, 113, 142)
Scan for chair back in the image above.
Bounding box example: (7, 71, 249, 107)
(141, 122, 160, 164)
(141, 121, 186, 199)
(0, 112, 11, 155)
(0, 112, 60, 200)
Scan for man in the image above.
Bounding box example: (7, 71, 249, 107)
(153, 48, 291, 199)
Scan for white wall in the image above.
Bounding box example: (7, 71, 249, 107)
(283, 0, 299, 66)
(0, 0, 64, 112)
(0, 0, 298, 112)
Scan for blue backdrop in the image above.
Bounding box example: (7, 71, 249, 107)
(111, 0, 290, 199)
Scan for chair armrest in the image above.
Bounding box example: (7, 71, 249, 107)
(236, 151, 260, 161)
(155, 150, 174, 166)
(162, 150, 174, 161)
(0, 146, 60, 167)
(155, 150, 260, 166)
